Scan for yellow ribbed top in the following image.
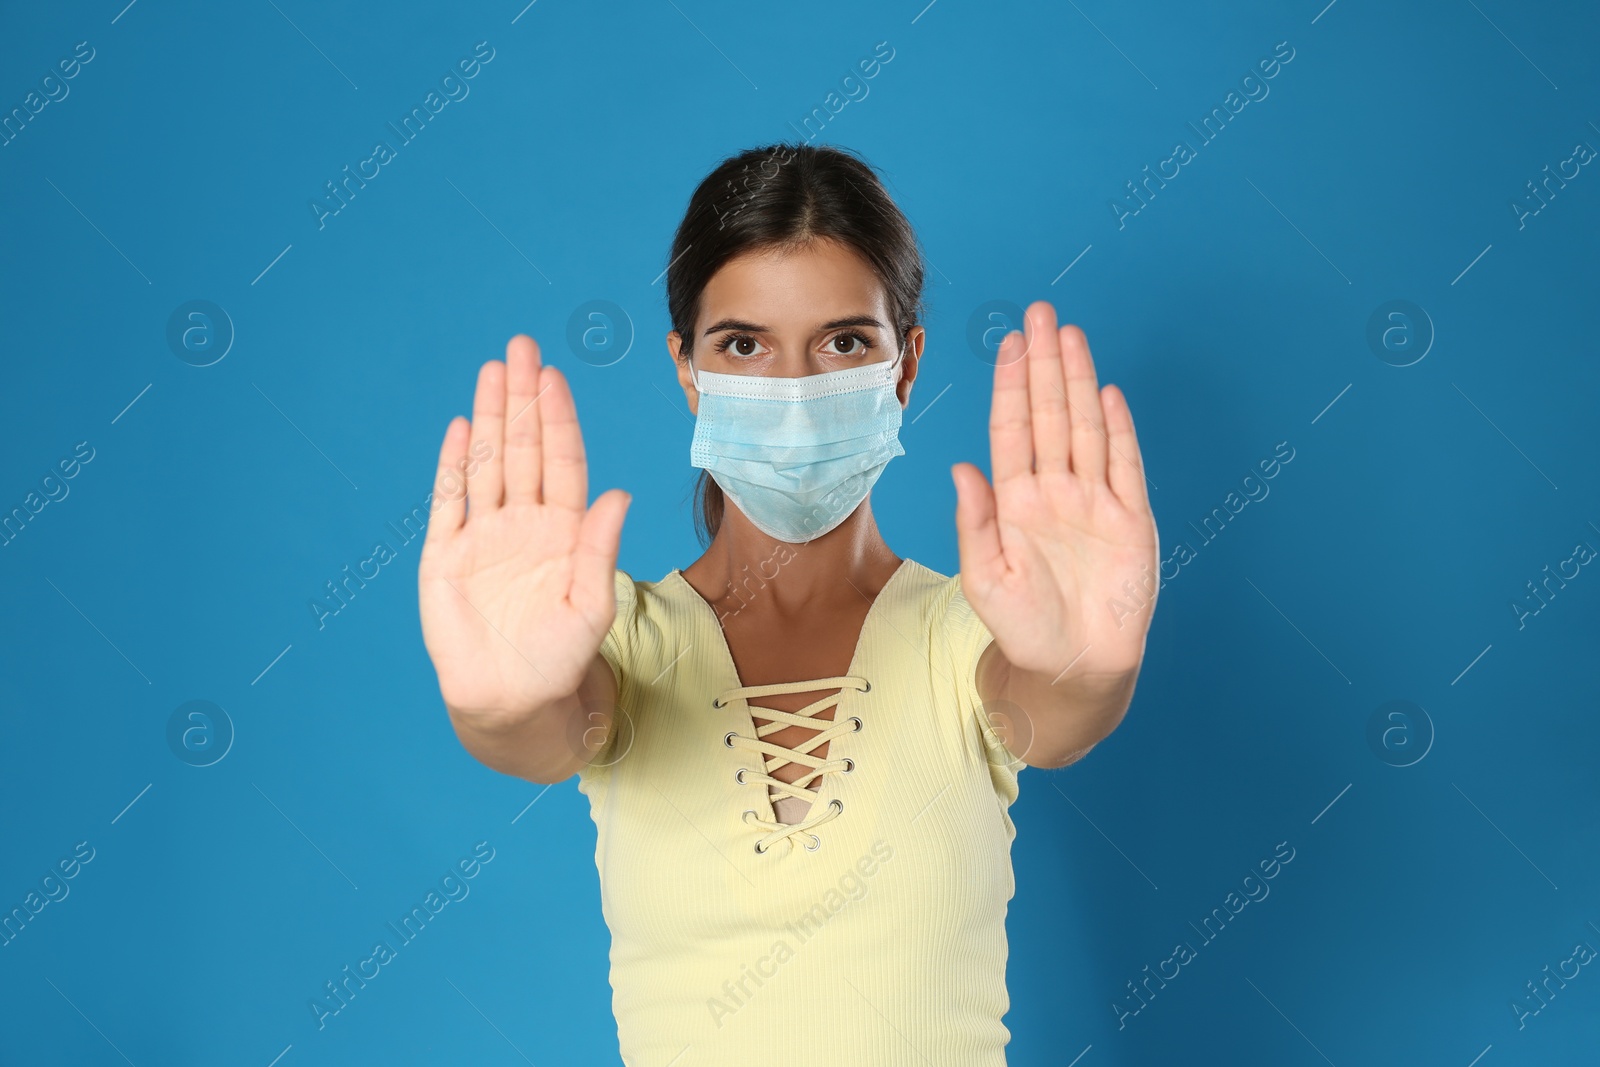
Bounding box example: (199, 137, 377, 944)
(576, 558, 1023, 1065)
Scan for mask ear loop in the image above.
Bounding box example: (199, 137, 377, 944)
(887, 334, 909, 376)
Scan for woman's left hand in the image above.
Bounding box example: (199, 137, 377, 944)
(952, 300, 1160, 686)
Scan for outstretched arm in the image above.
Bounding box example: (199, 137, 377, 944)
(419, 334, 633, 784)
(952, 301, 1160, 769)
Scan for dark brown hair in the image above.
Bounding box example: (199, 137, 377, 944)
(665, 141, 927, 546)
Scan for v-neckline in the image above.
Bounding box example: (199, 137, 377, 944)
(668, 558, 913, 828)
(670, 557, 912, 692)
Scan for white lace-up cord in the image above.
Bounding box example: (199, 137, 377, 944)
(717, 675, 868, 854)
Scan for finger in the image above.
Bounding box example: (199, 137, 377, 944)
(1061, 325, 1108, 482)
(467, 360, 506, 513)
(539, 365, 588, 512)
(571, 488, 632, 625)
(503, 335, 544, 505)
(1025, 301, 1071, 475)
(989, 329, 1033, 484)
(952, 461, 1006, 586)
(423, 416, 469, 547)
(1102, 384, 1151, 514)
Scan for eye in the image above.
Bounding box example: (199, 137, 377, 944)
(828, 330, 877, 357)
(713, 332, 768, 358)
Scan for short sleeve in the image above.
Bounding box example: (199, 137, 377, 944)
(944, 574, 1025, 792)
(943, 575, 1003, 747)
(584, 568, 638, 777)
(944, 576, 994, 709)
(598, 568, 637, 693)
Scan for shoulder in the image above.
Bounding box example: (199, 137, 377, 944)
(585, 567, 682, 781)
(895, 559, 992, 652)
(890, 557, 960, 613)
(606, 566, 680, 620)
(599, 567, 681, 682)
(894, 560, 1015, 788)
(609, 567, 638, 613)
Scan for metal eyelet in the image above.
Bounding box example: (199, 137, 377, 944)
(840, 757, 854, 773)
(742, 808, 757, 822)
(734, 767, 747, 784)
(848, 716, 862, 733)
(828, 798, 843, 815)
(803, 834, 822, 851)
(754, 841, 768, 854)
(723, 731, 738, 747)
(712, 697, 724, 708)
(860, 680, 871, 693)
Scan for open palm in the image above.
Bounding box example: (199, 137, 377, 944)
(952, 301, 1159, 683)
(418, 335, 631, 721)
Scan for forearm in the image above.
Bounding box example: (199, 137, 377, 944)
(446, 654, 616, 784)
(982, 644, 1140, 768)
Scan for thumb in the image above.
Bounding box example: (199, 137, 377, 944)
(571, 488, 631, 624)
(952, 462, 1003, 587)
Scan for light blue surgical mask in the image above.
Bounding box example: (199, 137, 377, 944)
(688, 348, 906, 543)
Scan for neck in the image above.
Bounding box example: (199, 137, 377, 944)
(684, 501, 902, 620)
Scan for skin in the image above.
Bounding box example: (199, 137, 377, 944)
(669, 239, 921, 825)
(419, 237, 1159, 815)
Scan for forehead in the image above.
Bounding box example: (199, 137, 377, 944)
(699, 239, 888, 326)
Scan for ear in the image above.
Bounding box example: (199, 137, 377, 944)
(895, 325, 925, 409)
(668, 330, 699, 416)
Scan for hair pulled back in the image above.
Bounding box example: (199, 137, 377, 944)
(665, 142, 926, 546)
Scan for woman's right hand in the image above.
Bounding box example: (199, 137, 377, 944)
(418, 334, 631, 726)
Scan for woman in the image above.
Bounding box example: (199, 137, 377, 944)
(418, 143, 1159, 1065)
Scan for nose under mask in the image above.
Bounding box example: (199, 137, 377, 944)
(688, 355, 906, 543)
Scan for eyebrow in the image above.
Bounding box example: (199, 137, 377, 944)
(701, 314, 887, 337)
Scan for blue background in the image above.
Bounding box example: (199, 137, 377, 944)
(3, 0, 1598, 1063)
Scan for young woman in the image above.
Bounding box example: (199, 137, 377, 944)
(418, 143, 1160, 1064)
